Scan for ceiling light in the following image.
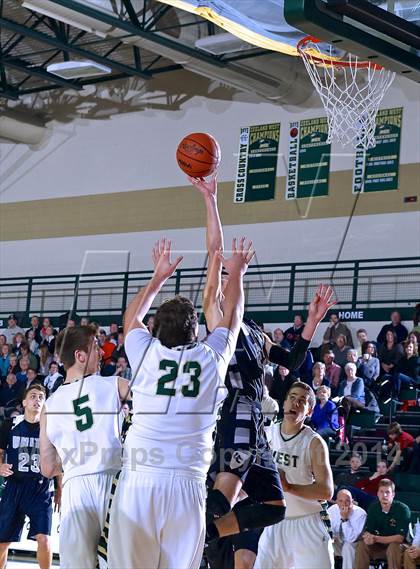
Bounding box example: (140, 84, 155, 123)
(47, 61, 112, 79)
(21, 0, 113, 38)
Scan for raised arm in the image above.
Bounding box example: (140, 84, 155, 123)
(215, 237, 255, 338)
(123, 238, 183, 336)
(266, 285, 336, 369)
(188, 174, 223, 255)
(189, 174, 224, 331)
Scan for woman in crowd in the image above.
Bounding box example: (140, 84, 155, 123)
(25, 328, 40, 356)
(378, 329, 403, 377)
(357, 341, 380, 388)
(38, 343, 53, 377)
(311, 385, 339, 441)
(393, 340, 420, 393)
(338, 362, 365, 418)
(0, 344, 10, 380)
(18, 341, 38, 371)
(309, 361, 330, 391)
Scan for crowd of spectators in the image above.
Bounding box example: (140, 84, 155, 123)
(0, 308, 419, 569)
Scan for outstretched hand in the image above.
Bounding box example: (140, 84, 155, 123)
(152, 238, 183, 282)
(307, 284, 337, 323)
(219, 237, 255, 276)
(188, 172, 217, 199)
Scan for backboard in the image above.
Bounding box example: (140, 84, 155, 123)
(284, 0, 420, 82)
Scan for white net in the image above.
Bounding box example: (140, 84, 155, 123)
(298, 37, 396, 150)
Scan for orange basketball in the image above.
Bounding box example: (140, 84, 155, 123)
(176, 133, 221, 177)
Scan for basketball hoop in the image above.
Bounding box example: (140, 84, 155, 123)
(297, 36, 396, 150)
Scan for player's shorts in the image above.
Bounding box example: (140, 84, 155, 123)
(0, 477, 52, 542)
(208, 395, 284, 502)
(59, 471, 115, 569)
(107, 466, 206, 569)
(254, 511, 334, 569)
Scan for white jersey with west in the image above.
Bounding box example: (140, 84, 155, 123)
(123, 327, 235, 476)
(271, 423, 323, 518)
(45, 374, 123, 484)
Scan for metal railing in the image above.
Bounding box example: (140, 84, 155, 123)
(0, 257, 419, 325)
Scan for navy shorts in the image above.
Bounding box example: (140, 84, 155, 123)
(209, 396, 284, 502)
(206, 529, 263, 569)
(0, 477, 53, 542)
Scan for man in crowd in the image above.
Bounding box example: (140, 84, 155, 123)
(323, 312, 354, 348)
(323, 349, 342, 396)
(377, 311, 408, 345)
(284, 314, 305, 346)
(328, 489, 367, 569)
(1, 315, 24, 344)
(355, 478, 410, 569)
(0, 373, 24, 420)
(335, 454, 367, 489)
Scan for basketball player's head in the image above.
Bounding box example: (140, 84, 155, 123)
(153, 295, 198, 348)
(56, 325, 100, 374)
(284, 381, 316, 424)
(23, 384, 46, 418)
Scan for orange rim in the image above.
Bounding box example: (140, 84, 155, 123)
(297, 36, 384, 70)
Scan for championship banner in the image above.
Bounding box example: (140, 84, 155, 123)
(286, 117, 331, 200)
(352, 107, 403, 193)
(234, 123, 280, 203)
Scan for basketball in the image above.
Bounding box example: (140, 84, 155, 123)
(176, 132, 221, 177)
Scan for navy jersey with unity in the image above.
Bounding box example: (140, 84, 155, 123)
(209, 318, 310, 500)
(0, 416, 53, 542)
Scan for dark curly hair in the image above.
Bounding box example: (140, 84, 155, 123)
(153, 296, 198, 348)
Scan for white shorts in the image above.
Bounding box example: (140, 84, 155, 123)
(59, 472, 115, 569)
(254, 512, 334, 569)
(107, 466, 206, 569)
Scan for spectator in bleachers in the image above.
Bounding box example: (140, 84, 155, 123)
(100, 332, 116, 368)
(80, 316, 90, 326)
(284, 313, 305, 346)
(25, 329, 40, 356)
(0, 373, 24, 419)
(42, 325, 56, 355)
(18, 341, 38, 372)
(378, 329, 404, 377)
(24, 368, 43, 390)
(43, 361, 64, 395)
(323, 349, 342, 396)
(0, 335, 6, 348)
(309, 361, 330, 391)
(109, 322, 119, 335)
(404, 542, 420, 569)
(28, 315, 43, 344)
(328, 489, 367, 569)
(333, 334, 352, 367)
(1, 314, 24, 344)
(273, 328, 291, 349)
(323, 312, 354, 348)
(395, 341, 420, 386)
(11, 332, 24, 357)
(348, 461, 390, 511)
(16, 356, 30, 384)
(338, 362, 365, 418)
(111, 331, 127, 363)
(311, 385, 338, 441)
(387, 422, 415, 472)
(357, 342, 380, 388)
(377, 311, 409, 346)
(355, 478, 410, 569)
(335, 454, 367, 488)
(0, 345, 10, 380)
(356, 329, 369, 356)
(7, 353, 19, 376)
(38, 344, 53, 378)
(66, 318, 76, 328)
(40, 317, 53, 340)
(115, 356, 131, 380)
